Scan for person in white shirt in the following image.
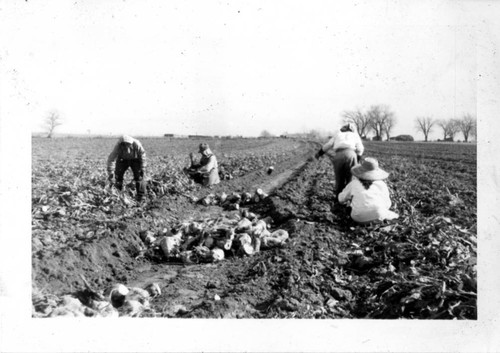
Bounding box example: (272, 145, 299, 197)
(315, 123, 364, 197)
(338, 157, 399, 224)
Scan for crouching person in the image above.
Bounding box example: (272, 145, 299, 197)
(186, 143, 220, 187)
(338, 158, 399, 224)
(107, 135, 147, 201)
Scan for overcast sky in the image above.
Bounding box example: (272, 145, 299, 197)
(0, 0, 493, 140)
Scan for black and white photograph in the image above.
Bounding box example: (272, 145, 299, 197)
(0, 0, 499, 352)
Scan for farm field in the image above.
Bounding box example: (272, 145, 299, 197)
(31, 137, 477, 319)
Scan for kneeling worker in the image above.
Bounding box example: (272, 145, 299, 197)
(186, 143, 220, 187)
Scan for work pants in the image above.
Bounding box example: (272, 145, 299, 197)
(332, 149, 358, 196)
(114, 159, 146, 200)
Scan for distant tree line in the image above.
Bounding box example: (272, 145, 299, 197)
(342, 105, 476, 142)
(415, 114, 476, 142)
(342, 104, 397, 141)
(41, 106, 474, 142)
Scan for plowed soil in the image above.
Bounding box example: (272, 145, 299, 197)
(32, 138, 477, 319)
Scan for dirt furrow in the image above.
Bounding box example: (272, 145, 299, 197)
(142, 153, 348, 318)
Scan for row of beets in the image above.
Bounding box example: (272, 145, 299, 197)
(140, 207, 289, 264)
(32, 282, 162, 318)
(193, 188, 270, 210)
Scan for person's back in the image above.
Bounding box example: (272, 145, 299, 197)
(315, 123, 364, 196)
(341, 178, 395, 223)
(320, 123, 364, 156)
(107, 135, 146, 170)
(329, 129, 364, 153)
(115, 141, 143, 160)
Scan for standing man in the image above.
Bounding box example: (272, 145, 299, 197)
(107, 135, 147, 201)
(315, 123, 364, 198)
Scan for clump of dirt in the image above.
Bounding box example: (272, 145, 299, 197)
(33, 222, 145, 293)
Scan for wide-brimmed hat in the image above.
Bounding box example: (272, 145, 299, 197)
(351, 157, 389, 181)
(121, 135, 134, 144)
(198, 143, 209, 153)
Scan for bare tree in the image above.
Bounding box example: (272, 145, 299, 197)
(437, 119, 448, 140)
(366, 105, 383, 140)
(43, 110, 63, 138)
(341, 108, 371, 139)
(367, 105, 394, 141)
(457, 114, 476, 142)
(447, 119, 461, 141)
(437, 118, 459, 141)
(383, 115, 396, 141)
(415, 116, 435, 142)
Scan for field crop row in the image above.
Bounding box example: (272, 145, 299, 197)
(265, 140, 477, 319)
(31, 137, 477, 319)
(31, 137, 302, 262)
(363, 141, 476, 166)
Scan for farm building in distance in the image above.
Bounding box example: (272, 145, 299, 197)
(188, 135, 213, 139)
(389, 135, 415, 142)
(163, 134, 188, 138)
